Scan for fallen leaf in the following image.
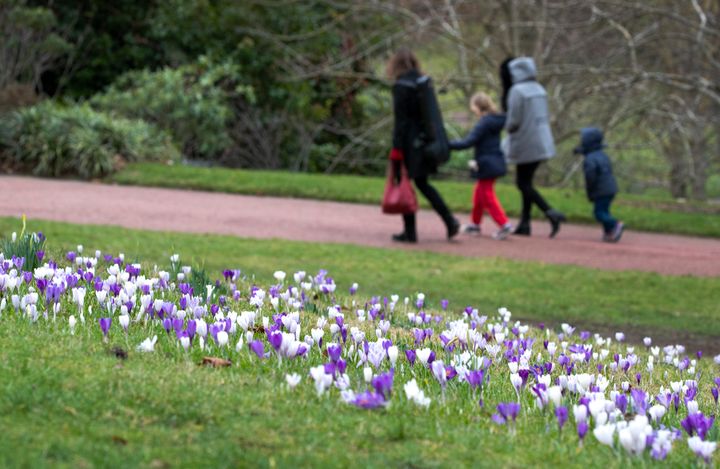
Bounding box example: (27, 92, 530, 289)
(201, 356, 232, 367)
(111, 435, 128, 445)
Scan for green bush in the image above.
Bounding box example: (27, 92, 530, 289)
(0, 101, 179, 178)
(90, 58, 246, 160)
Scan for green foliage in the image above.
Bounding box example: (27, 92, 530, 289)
(0, 101, 179, 178)
(90, 58, 250, 160)
(0, 219, 46, 271)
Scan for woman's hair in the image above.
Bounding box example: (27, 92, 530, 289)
(386, 48, 421, 80)
(470, 92, 498, 114)
(499, 56, 515, 112)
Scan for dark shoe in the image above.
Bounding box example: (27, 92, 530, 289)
(610, 222, 625, 243)
(392, 232, 417, 243)
(546, 209, 566, 238)
(447, 218, 460, 240)
(462, 224, 481, 235)
(513, 223, 531, 236)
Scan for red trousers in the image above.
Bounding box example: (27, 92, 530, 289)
(471, 179, 508, 227)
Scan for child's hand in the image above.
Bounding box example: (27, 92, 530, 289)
(467, 160, 479, 171)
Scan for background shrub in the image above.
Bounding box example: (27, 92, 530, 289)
(90, 59, 244, 160)
(0, 101, 179, 179)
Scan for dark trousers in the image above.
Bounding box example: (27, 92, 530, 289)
(401, 176, 454, 238)
(593, 195, 617, 234)
(515, 161, 551, 224)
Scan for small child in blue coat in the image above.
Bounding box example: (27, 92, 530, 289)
(574, 127, 625, 242)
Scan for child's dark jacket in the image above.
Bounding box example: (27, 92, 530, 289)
(449, 113, 507, 180)
(577, 127, 618, 201)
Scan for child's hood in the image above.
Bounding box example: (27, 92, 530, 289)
(577, 127, 606, 154)
(509, 57, 537, 84)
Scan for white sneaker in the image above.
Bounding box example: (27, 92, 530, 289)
(493, 224, 513, 240)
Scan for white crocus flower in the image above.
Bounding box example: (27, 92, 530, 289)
(216, 331, 229, 347)
(286, 373, 301, 389)
(137, 335, 158, 353)
(180, 336, 191, 351)
(648, 405, 666, 423)
(387, 346, 399, 366)
(416, 348, 432, 366)
(404, 379, 431, 408)
(594, 424, 615, 447)
(68, 315, 77, 334)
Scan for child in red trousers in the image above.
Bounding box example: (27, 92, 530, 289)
(449, 92, 512, 239)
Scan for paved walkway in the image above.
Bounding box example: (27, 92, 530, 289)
(2, 176, 718, 276)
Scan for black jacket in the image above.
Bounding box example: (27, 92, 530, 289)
(392, 70, 437, 179)
(449, 113, 507, 180)
(576, 127, 618, 201)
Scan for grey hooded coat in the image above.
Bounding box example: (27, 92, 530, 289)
(504, 57, 556, 164)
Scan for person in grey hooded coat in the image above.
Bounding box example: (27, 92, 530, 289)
(502, 57, 566, 238)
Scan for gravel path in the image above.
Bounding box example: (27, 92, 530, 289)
(2, 175, 718, 277)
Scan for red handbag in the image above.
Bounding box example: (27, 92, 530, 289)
(382, 161, 418, 214)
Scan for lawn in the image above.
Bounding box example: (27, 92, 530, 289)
(0, 221, 718, 468)
(110, 163, 720, 238)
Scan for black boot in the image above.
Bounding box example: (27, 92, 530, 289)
(392, 232, 417, 243)
(446, 217, 460, 240)
(546, 209, 566, 238)
(513, 222, 531, 236)
(393, 213, 417, 243)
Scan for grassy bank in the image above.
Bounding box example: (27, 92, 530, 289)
(0, 221, 717, 467)
(2, 216, 718, 339)
(110, 163, 720, 238)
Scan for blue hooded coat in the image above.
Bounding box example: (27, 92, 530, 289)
(577, 127, 618, 201)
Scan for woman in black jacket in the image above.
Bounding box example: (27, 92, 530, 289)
(387, 48, 459, 243)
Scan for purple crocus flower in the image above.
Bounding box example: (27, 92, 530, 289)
(577, 421, 589, 441)
(66, 251, 76, 263)
(466, 370, 484, 389)
(631, 388, 648, 415)
(249, 340, 265, 359)
(711, 387, 718, 404)
(555, 406, 568, 431)
(492, 402, 520, 425)
(405, 349, 416, 366)
(327, 343, 342, 363)
(371, 370, 394, 399)
(36, 250, 45, 263)
(615, 394, 628, 414)
(440, 299, 449, 310)
(350, 390, 386, 409)
(681, 413, 715, 440)
(268, 331, 283, 351)
(162, 317, 173, 334)
(98, 317, 111, 337)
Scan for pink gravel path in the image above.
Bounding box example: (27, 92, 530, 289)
(2, 175, 718, 277)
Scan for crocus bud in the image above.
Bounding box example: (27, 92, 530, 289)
(217, 331, 229, 347)
(363, 367, 373, 383)
(387, 346, 398, 366)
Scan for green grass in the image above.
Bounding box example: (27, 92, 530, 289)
(0, 221, 717, 467)
(2, 216, 718, 340)
(110, 163, 720, 238)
